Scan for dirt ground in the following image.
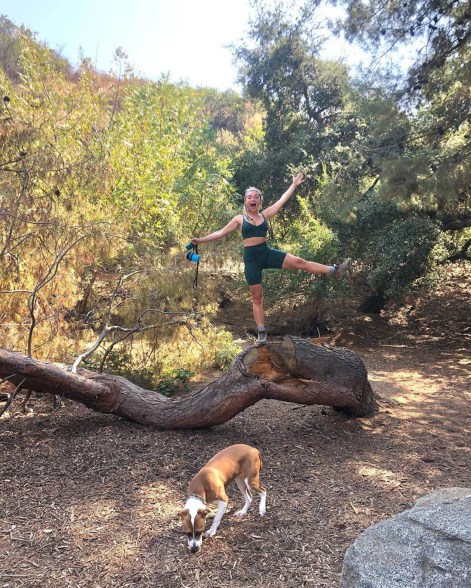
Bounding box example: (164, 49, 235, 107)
(1, 266, 470, 587)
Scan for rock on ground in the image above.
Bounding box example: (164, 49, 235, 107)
(340, 487, 471, 588)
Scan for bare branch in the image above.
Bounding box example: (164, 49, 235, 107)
(71, 326, 109, 373)
(71, 314, 187, 373)
(26, 232, 90, 357)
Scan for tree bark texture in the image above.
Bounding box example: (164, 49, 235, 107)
(0, 337, 378, 429)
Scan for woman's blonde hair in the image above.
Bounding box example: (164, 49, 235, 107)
(244, 187, 262, 219)
(244, 186, 262, 198)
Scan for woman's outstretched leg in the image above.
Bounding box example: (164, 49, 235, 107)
(282, 254, 351, 276)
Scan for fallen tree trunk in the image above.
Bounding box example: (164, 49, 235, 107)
(0, 337, 378, 429)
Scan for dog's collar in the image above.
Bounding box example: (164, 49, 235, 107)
(188, 493, 206, 505)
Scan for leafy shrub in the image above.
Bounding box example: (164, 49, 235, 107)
(337, 194, 441, 299)
(366, 216, 440, 297)
(146, 320, 242, 376)
(155, 368, 194, 397)
(261, 196, 348, 306)
(213, 336, 241, 369)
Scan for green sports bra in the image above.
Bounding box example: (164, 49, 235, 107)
(242, 214, 268, 239)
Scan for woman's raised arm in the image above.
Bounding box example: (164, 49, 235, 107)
(263, 173, 304, 219)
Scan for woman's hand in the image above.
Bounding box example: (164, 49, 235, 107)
(292, 172, 305, 187)
(191, 237, 202, 245)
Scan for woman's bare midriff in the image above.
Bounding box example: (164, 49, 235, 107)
(243, 237, 267, 247)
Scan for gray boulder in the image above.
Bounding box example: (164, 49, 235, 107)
(340, 488, 471, 588)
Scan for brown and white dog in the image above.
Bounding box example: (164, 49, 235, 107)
(180, 444, 267, 553)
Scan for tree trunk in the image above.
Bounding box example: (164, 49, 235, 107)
(0, 337, 378, 429)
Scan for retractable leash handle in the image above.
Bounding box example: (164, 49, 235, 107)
(185, 242, 200, 263)
(185, 243, 200, 289)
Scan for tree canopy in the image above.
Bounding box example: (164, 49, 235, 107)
(232, 0, 469, 301)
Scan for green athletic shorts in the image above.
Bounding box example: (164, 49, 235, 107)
(243, 242, 287, 286)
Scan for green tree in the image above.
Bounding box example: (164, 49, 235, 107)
(232, 0, 469, 302)
(337, 0, 470, 227)
(233, 1, 356, 219)
(330, 0, 470, 298)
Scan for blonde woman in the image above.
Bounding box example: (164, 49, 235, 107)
(191, 173, 351, 343)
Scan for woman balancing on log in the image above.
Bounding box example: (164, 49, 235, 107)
(191, 173, 352, 344)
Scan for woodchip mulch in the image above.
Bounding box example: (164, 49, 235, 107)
(1, 266, 470, 587)
(1, 343, 470, 587)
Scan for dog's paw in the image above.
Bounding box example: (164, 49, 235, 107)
(259, 507, 266, 517)
(204, 529, 216, 538)
(234, 509, 246, 517)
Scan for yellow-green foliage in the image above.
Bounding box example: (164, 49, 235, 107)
(0, 36, 117, 358)
(290, 197, 337, 254)
(0, 33, 241, 374)
(101, 319, 241, 389)
(154, 319, 241, 377)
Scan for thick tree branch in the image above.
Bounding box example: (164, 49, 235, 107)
(0, 337, 378, 429)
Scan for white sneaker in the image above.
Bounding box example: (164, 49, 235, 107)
(256, 329, 268, 344)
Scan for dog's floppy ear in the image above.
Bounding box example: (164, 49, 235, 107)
(179, 509, 189, 519)
(198, 509, 208, 519)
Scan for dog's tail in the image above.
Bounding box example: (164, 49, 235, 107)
(258, 449, 263, 471)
